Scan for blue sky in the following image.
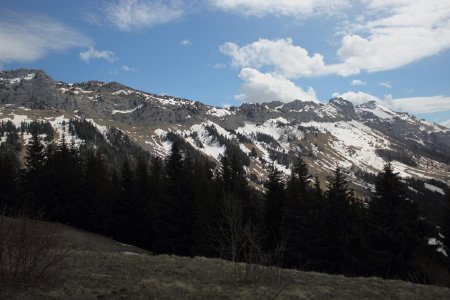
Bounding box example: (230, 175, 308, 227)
(1, 0, 449, 125)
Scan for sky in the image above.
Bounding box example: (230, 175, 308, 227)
(1, 0, 449, 125)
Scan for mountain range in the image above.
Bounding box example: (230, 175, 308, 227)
(1, 69, 449, 194)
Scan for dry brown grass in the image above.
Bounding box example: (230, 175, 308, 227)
(1, 219, 450, 299)
(0, 212, 70, 286)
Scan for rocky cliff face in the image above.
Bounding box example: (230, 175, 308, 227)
(1, 69, 449, 190)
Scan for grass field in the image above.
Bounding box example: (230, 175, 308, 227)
(2, 220, 450, 299)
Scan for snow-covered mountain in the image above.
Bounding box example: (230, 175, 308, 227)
(1, 69, 449, 191)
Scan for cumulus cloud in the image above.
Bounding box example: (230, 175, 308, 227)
(208, 0, 350, 18)
(220, 1, 450, 77)
(334, 0, 450, 75)
(333, 91, 450, 114)
(220, 38, 329, 78)
(104, 0, 185, 31)
(80, 47, 117, 63)
(0, 13, 91, 66)
(236, 68, 318, 103)
(351, 79, 366, 86)
(332, 91, 385, 106)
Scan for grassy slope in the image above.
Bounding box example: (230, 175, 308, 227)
(2, 221, 450, 300)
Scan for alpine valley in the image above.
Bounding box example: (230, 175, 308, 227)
(1, 69, 449, 196)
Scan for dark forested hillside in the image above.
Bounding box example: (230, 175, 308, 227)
(1, 119, 450, 286)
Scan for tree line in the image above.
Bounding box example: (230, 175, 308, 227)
(1, 119, 450, 285)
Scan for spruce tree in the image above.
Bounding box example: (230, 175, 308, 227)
(441, 189, 450, 263)
(0, 152, 19, 209)
(135, 156, 152, 249)
(111, 159, 138, 244)
(442, 190, 450, 259)
(282, 157, 318, 268)
(366, 163, 432, 281)
(22, 129, 47, 209)
(25, 130, 46, 173)
(82, 149, 113, 233)
(264, 165, 285, 253)
(219, 148, 258, 224)
(42, 135, 83, 224)
(323, 167, 359, 274)
(155, 142, 193, 255)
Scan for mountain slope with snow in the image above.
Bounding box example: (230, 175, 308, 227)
(1, 69, 449, 190)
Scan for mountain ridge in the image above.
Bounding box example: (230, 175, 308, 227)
(0, 68, 449, 190)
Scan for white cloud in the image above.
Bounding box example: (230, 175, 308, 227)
(440, 120, 450, 128)
(0, 13, 90, 66)
(351, 79, 366, 86)
(379, 82, 392, 89)
(180, 39, 192, 46)
(333, 91, 450, 114)
(104, 0, 185, 31)
(334, 0, 450, 75)
(80, 47, 117, 63)
(220, 38, 329, 78)
(393, 96, 450, 114)
(236, 68, 318, 103)
(220, 1, 450, 77)
(208, 0, 350, 18)
(122, 65, 138, 72)
(332, 91, 385, 106)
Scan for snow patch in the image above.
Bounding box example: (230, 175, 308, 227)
(112, 105, 143, 114)
(424, 183, 445, 195)
(0, 73, 36, 85)
(206, 107, 233, 118)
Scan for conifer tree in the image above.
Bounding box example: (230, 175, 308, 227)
(23, 130, 46, 206)
(442, 190, 450, 259)
(155, 142, 193, 255)
(219, 148, 257, 223)
(135, 156, 152, 248)
(25, 130, 45, 175)
(366, 163, 432, 281)
(281, 157, 313, 266)
(264, 165, 285, 252)
(82, 149, 113, 233)
(323, 167, 359, 274)
(42, 135, 83, 224)
(0, 152, 19, 209)
(111, 159, 138, 244)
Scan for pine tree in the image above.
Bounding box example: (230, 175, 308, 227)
(219, 148, 258, 224)
(366, 163, 432, 281)
(111, 159, 138, 244)
(150, 156, 166, 253)
(155, 142, 193, 255)
(282, 157, 319, 268)
(0, 152, 19, 209)
(184, 153, 217, 256)
(22, 129, 47, 208)
(263, 165, 285, 252)
(322, 167, 359, 274)
(42, 135, 83, 224)
(135, 156, 152, 248)
(442, 190, 450, 259)
(81, 149, 113, 233)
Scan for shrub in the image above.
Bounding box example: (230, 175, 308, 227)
(0, 210, 69, 286)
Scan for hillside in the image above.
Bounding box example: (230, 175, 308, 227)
(2, 219, 450, 300)
(1, 69, 449, 192)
